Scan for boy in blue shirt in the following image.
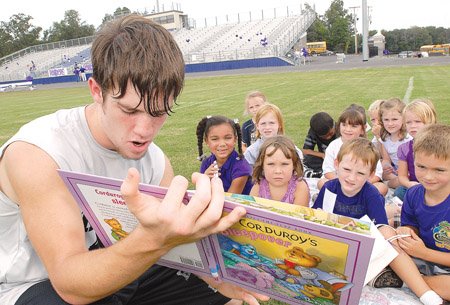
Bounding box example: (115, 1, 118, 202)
(313, 137, 388, 225)
(387, 124, 450, 305)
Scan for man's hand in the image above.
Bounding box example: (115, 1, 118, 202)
(202, 276, 270, 305)
(120, 168, 246, 252)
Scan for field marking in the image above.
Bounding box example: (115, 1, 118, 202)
(175, 81, 291, 109)
(403, 76, 414, 103)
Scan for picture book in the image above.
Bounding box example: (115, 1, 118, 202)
(59, 169, 379, 305)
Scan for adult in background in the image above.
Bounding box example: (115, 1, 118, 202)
(79, 66, 87, 82)
(0, 15, 268, 305)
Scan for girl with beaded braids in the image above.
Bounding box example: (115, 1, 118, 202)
(196, 115, 253, 195)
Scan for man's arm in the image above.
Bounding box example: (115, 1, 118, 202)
(3, 142, 246, 304)
(159, 154, 174, 187)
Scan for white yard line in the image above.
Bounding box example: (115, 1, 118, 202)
(403, 76, 414, 103)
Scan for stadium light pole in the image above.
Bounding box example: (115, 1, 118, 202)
(349, 6, 359, 55)
(362, 0, 369, 61)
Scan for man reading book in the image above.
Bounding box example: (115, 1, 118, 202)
(0, 15, 268, 305)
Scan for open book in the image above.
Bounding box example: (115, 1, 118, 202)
(59, 170, 387, 305)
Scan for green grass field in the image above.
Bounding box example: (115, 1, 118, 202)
(1, 64, 449, 183)
(0, 64, 449, 305)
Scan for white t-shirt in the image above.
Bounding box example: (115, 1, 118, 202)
(322, 137, 383, 179)
(244, 138, 304, 167)
(380, 134, 412, 168)
(0, 106, 165, 304)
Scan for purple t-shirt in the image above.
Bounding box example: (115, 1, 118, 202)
(401, 184, 450, 252)
(313, 178, 388, 225)
(397, 140, 417, 182)
(200, 150, 253, 195)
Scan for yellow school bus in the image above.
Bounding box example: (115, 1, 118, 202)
(419, 44, 450, 56)
(306, 41, 327, 55)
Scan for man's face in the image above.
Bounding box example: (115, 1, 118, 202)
(335, 154, 373, 197)
(98, 83, 169, 160)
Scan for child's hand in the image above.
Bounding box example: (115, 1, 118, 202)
(204, 161, 220, 179)
(372, 124, 381, 139)
(382, 160, 396, 175)
(396, 229, 427, 259)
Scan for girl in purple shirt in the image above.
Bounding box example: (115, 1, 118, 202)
(196, 115, 253, 195)
(396, 99, 437, 200)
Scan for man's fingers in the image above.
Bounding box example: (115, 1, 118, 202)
(120, 168, 141, 202)
(162, 175, 189, 211)
(186, 173, 215, 219)
(242, 291, 270, 305)
(211, 206, 247, 234)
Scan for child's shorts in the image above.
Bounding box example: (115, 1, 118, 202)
(413, 258, 450, 276)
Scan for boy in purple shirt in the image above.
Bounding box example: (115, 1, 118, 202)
(386, 124, 450, 305)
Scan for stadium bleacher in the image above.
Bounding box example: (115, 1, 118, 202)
(0, 6, 315, 82)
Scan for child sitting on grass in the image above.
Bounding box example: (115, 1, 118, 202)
(313, 137, 388, 225)
(196, 115, 253, 195)
(383, 124, 450, 305)
(396, 99, 437, 200)
(241, 91, 267, 151)
(244, 104, 303, 167)
(250, 135, 310, 206)
(377, 98, 412, 189)
(318, 107, 388, 196)
(367, 99, 384, 150)
(302, 112, 337, 178)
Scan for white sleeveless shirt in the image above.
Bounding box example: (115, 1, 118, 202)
(0, 106, 165, 304)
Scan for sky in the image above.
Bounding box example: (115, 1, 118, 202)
(1, 0, 450, 33)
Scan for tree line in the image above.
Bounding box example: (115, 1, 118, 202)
(1, 1, 449, 59)
(306, 0, 450, 54)
(0, 7, 132, 58)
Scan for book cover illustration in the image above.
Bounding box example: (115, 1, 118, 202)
(212, 194, 374, 305)
(59, 170, 375, 305)
(57, 170, 215, 277)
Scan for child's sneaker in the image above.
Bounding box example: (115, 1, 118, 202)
(304, 168, 322, 178)
(367, 266, 403, 288)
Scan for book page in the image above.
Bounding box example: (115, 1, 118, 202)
(58, 170, 213, 277)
